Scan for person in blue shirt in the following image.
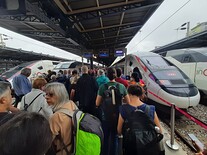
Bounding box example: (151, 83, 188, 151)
(12, 68, 32, 107)
(96, 69, 109, 87)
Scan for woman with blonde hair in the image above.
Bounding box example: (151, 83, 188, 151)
(45, 82, 78, 155)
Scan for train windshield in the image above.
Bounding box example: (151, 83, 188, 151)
(142, 56, 170, 70)
(152, 68, 193, 86)
(0, 61, 35, 79)
(55, 62, 72, 69)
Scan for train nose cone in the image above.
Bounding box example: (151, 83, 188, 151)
(161, 86, 200, 108)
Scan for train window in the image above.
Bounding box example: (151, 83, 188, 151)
(69, 62, 78, 68)
(173, 55, 183, 62)
(191, 52, 207, 62)
(182, 55, 195, 63)
(129, 61, 133, 66)
(61, 63, 71, 69)
(37, 66, 43, 70)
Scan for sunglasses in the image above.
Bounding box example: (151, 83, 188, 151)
(45, 93, 54, 97)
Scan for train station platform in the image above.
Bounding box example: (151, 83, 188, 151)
(160, 122, 188, 155)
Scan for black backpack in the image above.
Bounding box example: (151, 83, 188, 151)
(101, 83, 123, 127)
(123, 105, 163, 155)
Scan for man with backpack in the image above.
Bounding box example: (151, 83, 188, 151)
(96, 67, 130, 155)
(117, 85, 163, 155)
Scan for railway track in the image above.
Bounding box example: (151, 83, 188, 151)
(160, 103, 207, 155)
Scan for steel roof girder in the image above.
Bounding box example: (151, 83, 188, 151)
(72, 4, 137, 23)
(70, 3, 160, 23)
(21, 31, 63, 38)
(25, 0, 66, 36)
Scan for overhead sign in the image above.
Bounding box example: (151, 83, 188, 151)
(99, 51, 109, 57)
(83, 52, 92, 58)
(114, 50, 124, 57)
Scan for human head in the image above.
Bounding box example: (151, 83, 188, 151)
(58, 70, 63, 74)
(21, 68, 31, 77)
(107, 67, 117, 80)
(0, 81, 12, 111)
(44, 82, 69, 107)
(32, 78, 47, 90)
(47, 70, 52, 74)
(81, 65, 88, 74)
(127, 84, 143, 97)
(131, 72, 140, 83)
(116, 68, 122, 77)
(63, 70, 67, 75)
(0, 112, 52, 155)
(72, 69, 78, 75)
(98, 69, 105, 76)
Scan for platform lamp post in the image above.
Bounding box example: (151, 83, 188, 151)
(175, 22, 190, 40)
(166, 103, 179, 150)
(0, 34, 12, 47)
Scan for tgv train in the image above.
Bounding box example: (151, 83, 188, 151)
(0, 60, 58, 85)
(112, 52, 200, 108)
(164, 48, 207, 96)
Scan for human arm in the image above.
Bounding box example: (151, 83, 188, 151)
(123, 94, 130, 104)
(154, 112, 162, 133)
(193, 141, 207, 155)
(117, 114, 124, 135)
(96, 95, 102, 107)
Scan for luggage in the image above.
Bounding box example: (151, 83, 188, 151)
(57, 109, 104, 155)
(101, 83, 122, 127)
(123, 105, 163, 155)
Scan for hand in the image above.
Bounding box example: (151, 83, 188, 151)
(193, 141, 207, 155)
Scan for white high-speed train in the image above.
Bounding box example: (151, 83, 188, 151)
(164, 48, 207, 96)
(0, 60, 58, 85)
(112, 52, 200, 109)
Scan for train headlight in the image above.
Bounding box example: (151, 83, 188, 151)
(158, 80, 171, 86)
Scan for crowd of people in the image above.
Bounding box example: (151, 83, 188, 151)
(0, 65, 205, 155)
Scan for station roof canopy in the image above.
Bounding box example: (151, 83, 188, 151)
(151, 29, 207, 54)
(0, 0, 163, 66)
(0, 46, 68, 62)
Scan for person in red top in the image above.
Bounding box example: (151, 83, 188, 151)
(115, 68, 129, 88)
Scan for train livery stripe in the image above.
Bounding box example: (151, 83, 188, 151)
(148, 90, 207, 130)
(135, 56, 147, 72)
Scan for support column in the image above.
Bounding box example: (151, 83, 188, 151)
(90, 57, 93, 69)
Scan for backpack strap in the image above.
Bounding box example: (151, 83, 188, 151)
(104, 83, 108, 90)
(144, 104, 151, 117)
(55, 108, 76, 155)
(56, 108, 74, 118)
(24, 93, 43, 111)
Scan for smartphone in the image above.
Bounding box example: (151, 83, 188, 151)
(188, 134, 204, 151)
